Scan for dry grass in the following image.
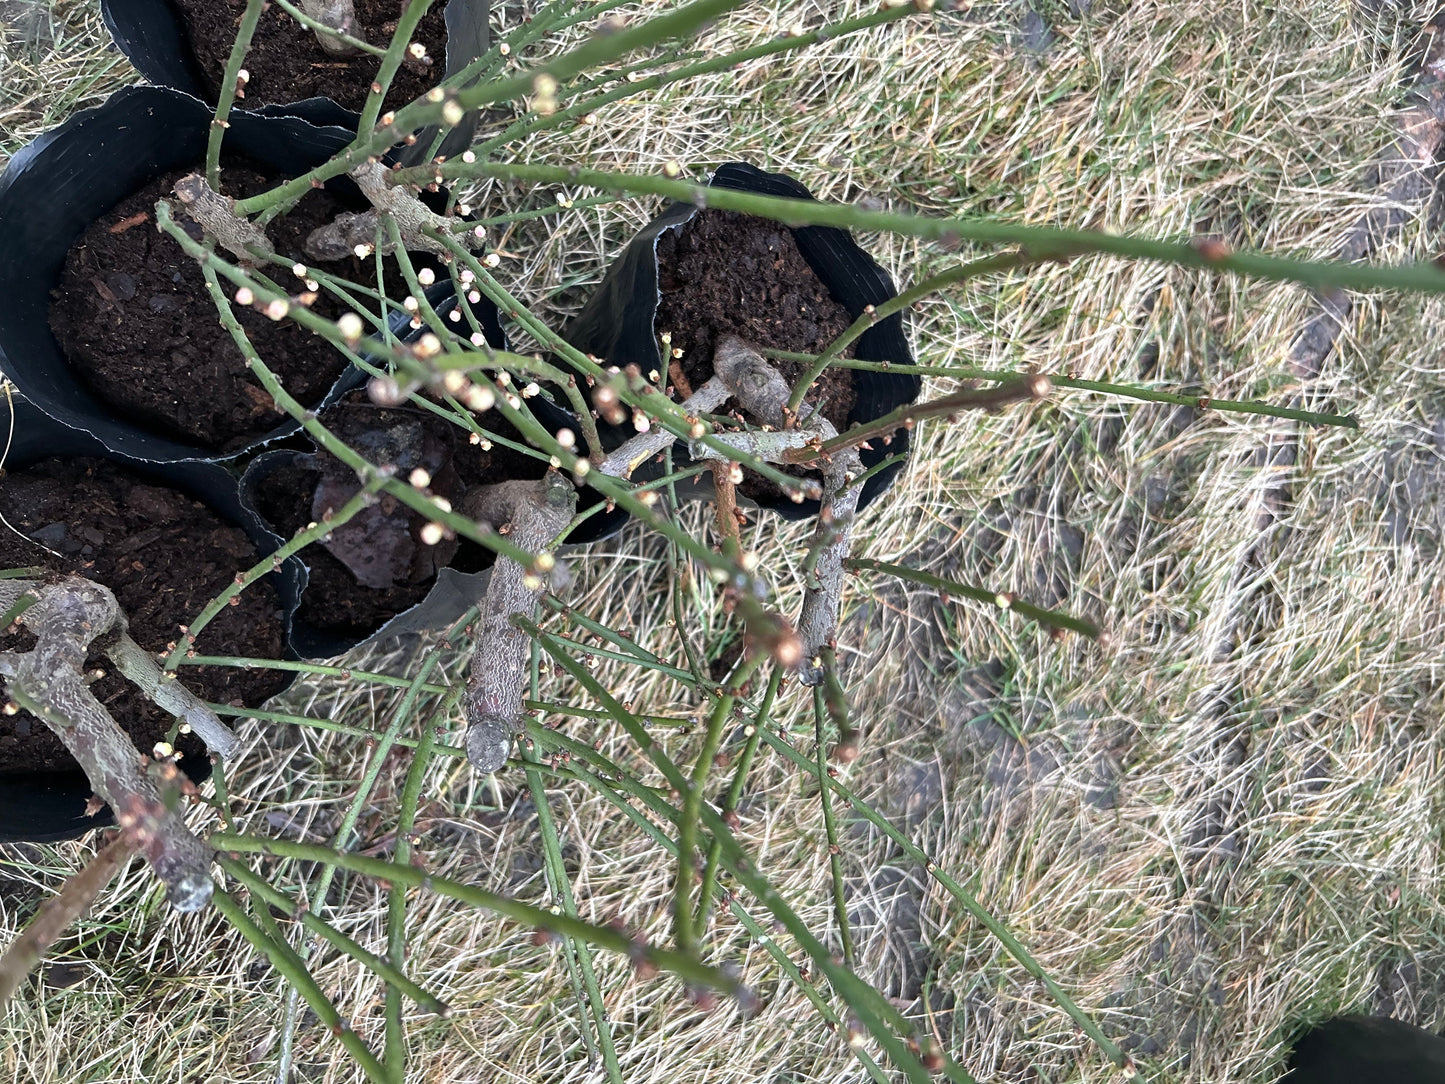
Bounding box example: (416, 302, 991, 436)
(5, 0, 1445, 1081)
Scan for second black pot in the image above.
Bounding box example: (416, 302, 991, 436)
(562, 161, 920, 522)
(100, 0, 491, 163)
(0, 397, 301, 843)
(0, 85, 466, 464)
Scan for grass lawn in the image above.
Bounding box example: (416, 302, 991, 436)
(4, 1, 1445, 1081)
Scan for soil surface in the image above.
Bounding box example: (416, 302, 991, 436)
(172, 0, 448, 113)
(0, 458, 290, 774)
(653, 209, 859, 503)
(249, 395, 544, 640)
(49, 159, 414, 453)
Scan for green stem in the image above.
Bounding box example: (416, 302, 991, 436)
(517, 619, 950, 1081)
(788, 352, 1360, 429)
(388, 0, 644, 160)
(675, 662, 752, 952)
(1052, 372, 1355, 428)
(273, 638, 458, 1081)
(231, 0, 756, 217)
(548, 632, 696, 683)
(210, 696, 691, 745)
(524, 639, 598, 1065)
(443, 234, 809, 495)
(164, 495, 380, 668)
(218, 856, 450, 1017)
(0, 589, 38, 630)
(472, 5, 912, 161)
(269, 0, 386, 55)
(542, 597, 664, 666)
(156, 200, 403, 370)
(524, 719, 893, 1083)
(440, 270, 605, 457)
(757, 726, 1127, 1071)
(205, 0, 265, 189)
(209, 834, 741, 993)
(816, 645, 857, 750)
(179, 232, 542, 571)
(211, 887, 389, 1082)
(787, 252, 1030, 413)
(521, 709, 622, 1081)
(401, 161, 1445, 300)
(790, 378, 1049, 465)
(847, 557, 1100, 639)
(696, 667, 781, 931)
(663, 447, 708, 686)
(386, 681, 464, 1078)
(443, 244, 615, 463)
(169, 263, 384, 669)
(814, 686, 854, 965)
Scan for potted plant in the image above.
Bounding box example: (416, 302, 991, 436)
(0, 85, 456, 462)
(99, 0, 491, 160)
(0, 398, 299, 843)
(562, 161, 920, 521)
(243, 377, 629, 658)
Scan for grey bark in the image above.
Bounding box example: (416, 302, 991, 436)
(0, 577, 216, 911)
(712, 336, 862, 685)
(305, 161, 457, 261)
(595, 377, 731, 479)
(461, 473, 577, 771)
(172, 174, 276, 265)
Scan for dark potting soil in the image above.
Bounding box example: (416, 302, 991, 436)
(653, 209, 858, 503)
(250, 396, 544, 640)
(0, 457, 290, 774)
(49, 161, 412, 453)
(171, 0, 448, 113)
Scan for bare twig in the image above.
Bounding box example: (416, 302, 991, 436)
(0, 576, 215, 911)
(685, 426, 817, 466)
(711, 336, 861, 684)
(786, 376, 1051, 464)
(461, 473, 577, 771)
(791, 446, 863, 686)
(712, 335, 791, 428)
(105, 632, 240, 758)
(172, 174, 276, 265)
(709, 461, 742, 548)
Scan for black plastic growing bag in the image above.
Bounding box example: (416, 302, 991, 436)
(242, 305, 629, 659)
(0, 396, 301, 843)
(100, 0, 490, 163)
(562, 162, 920, 521)
(0, 85, 461, 463)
